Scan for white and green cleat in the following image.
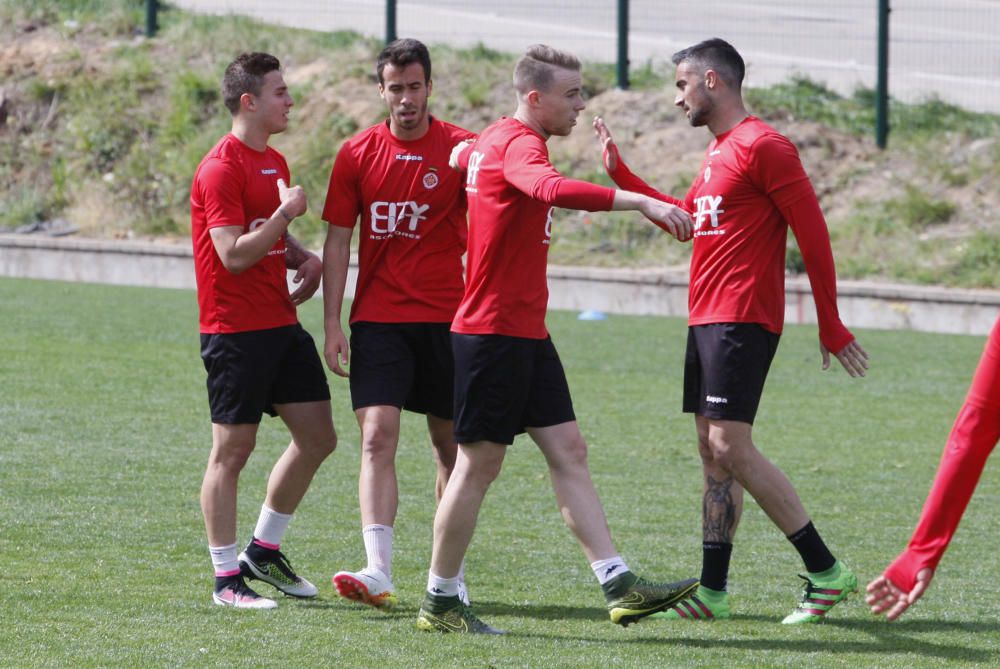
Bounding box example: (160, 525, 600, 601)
(782, 560, 858, 624)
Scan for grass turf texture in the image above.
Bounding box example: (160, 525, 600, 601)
(2, 277, 1000, 667)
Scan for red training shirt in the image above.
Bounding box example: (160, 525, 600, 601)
(191, 133, 296, 334)
(608, 116, 853, 353)
(452, 117, 616, 339)
(322, 118, 475, 324)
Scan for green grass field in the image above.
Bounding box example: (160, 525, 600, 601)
(2, 277, 999, 667)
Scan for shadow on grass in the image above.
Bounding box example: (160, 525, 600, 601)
(474, 599, 607, 622)
(505, 614, 995, 662)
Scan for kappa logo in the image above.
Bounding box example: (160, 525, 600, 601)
(260, 168, 278, 175)
(370, 200, 430, 236)
(705, 395, 729, 404)
(395, 153, 423, 161)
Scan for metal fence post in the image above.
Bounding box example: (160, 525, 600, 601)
(386, 0, 397, 44)
(617, 0, 629, 89)
(876, 0, 890, 148)
(146, 0, 158, 37)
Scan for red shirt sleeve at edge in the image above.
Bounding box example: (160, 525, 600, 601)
(779, 190, 854, 353)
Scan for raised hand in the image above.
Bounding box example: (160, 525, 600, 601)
(277, 177, 307, 219)
(592, 116, 619, 172)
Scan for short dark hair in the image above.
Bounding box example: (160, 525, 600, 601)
(671, 38, 745, 89)
(222, 52, 281, 115)
(513, 44, 581, 94)
(376, 38, 431, 85)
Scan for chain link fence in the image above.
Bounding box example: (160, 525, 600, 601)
(169, 1, 1000, 113)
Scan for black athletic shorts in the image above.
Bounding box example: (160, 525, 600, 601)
(451, 333, 576, 446)
(200, 323, 331, 424)
(348, 321, 454, 418)
(682, 322, 780, 425)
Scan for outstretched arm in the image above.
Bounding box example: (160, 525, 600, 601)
(868, 321, 1000, 619)
(592, 116, 685, 207)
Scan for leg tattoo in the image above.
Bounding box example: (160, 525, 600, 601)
(703, 475, 737, 543)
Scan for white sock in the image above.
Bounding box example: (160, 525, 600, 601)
(363, 524, 394, 578)
(426, 571, 461, 598)
(591, 556, 630, 585)
(209, 543, 240, 577)
(253, 505, 292, 549)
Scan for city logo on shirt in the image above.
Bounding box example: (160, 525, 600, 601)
(466, 151, 485, 193)
(693, 195, 726, 236)
(422, 169, 439, 190)
(248, 217, 287, 255)
(369, 200, 430, 239)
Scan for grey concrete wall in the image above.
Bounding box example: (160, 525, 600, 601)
(2, 234, 997, 335)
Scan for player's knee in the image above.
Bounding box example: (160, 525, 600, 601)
(299, 430, 337, 461)
(318, 430, 338, 458)
(430, 432, 458, 456)
(210, 437, 256, 473)
(432, 442, 458, 473)
(457, 453, 504, 489)
(361, 424, 398, 458)
(705, 435, 741, 473)
(545, 432, 589, 473)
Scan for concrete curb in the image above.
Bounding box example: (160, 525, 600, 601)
(2, 233, 997, 335)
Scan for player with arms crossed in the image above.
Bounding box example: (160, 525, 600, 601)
(415, 44, 698, 635)
(594, 38, 869, 623)
(191, 52, 336, 609)
(322, 39, 476, 609)
(867, 316, 1000, 620)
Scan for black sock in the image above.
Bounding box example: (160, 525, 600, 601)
(787, 521, 836, 573)
(700, 542, 732, 592)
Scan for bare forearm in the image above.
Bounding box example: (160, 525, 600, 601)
(284, 233, 316, 269)
(212, 209, 290, 274)
(322, 230, 352, 331)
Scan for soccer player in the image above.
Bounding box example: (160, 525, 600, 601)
(191, 52, 337, 609)
(415, 44, 698, 635)
(321, 38, 475, 609)
(867, 317, 1000, 620)
(592, 38, 869, 624)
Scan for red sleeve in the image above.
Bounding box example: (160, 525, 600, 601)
(503, 135, 615, 211)
(198, 158, 246, 230)
(605, 144, 686, 209)
(884, 322, 1000, 590)
(321, 142, 362, 228)
(751, 134, 853, 353)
